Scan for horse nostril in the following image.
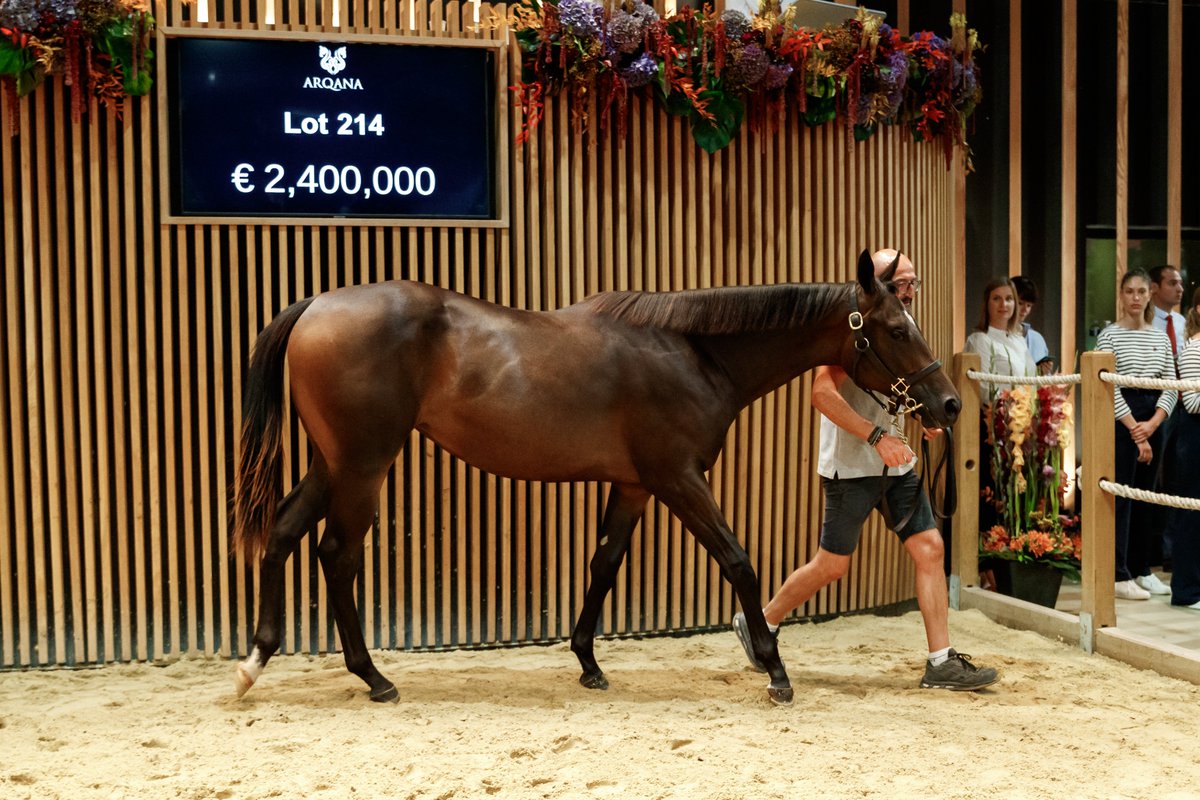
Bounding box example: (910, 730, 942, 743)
(945, 397, 961, 420)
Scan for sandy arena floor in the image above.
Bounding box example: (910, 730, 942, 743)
(2, 608, 1199, 800)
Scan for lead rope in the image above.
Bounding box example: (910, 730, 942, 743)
(876, 426, 956, 535)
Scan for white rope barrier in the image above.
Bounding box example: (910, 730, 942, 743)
(1097, 479, 1200, 512)
(965, 370, 1082, 386)
(963, 359, 1200, 514)
(1098, 372, 1200, 392)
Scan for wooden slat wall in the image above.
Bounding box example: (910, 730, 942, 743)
(0, 0, 957, 667)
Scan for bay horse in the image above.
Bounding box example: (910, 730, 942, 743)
(232, 249, 960, 705)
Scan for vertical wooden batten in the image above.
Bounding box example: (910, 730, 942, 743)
(1008, 0, 1022, 278)
(1061, 0, 1079, 500)
(1115, 0, 1129, 288)
(951, 0, 967, 350)
(1166, 0, 1182, 271)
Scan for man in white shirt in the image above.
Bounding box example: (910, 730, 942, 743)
(1149, 265, 1186, 574)
(732, 249, 998, 691)
(1151, 266, 1187, 355)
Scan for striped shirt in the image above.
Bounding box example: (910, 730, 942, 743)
(1181, 339, 1200, 415)
(1095, 324, 1178, 420)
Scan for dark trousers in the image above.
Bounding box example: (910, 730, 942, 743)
(1155, 404, 1187, 563)
(1167, 409, 1200, 606)
(1113, 390, 1164, 582)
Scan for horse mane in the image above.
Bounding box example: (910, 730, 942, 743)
(580, 283, 851, 336)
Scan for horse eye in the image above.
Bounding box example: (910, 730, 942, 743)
(890, 327, 906, 341)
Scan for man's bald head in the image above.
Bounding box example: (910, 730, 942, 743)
(871, 249, 918, 309)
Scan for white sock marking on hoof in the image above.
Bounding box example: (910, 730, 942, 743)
(234, 646, 264, 698)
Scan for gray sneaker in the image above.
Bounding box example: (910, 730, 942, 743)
(920, 649, 999, 691)
(732, 611, 769, 673)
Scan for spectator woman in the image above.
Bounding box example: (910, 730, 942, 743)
(965, 277, 1037, 401)
(1168, 287, 1200, 610)
(965, 278, 1037, 531)
(1096, 270, 1177, 601)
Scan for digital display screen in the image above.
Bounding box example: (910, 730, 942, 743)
(165, 35, 497, 220)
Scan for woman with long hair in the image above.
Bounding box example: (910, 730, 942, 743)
(1096, 270, 1178, 601)
(964, 277, 1036, 402)
(965, 278, 1037, 532)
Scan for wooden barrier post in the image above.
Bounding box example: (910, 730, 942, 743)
(1080, 351, 1116, 639)
(950, 351, 981, 607)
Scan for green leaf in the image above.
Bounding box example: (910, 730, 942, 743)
(15, 65, 44, 97)
(689, 91, 744, 154)
(95, 14, 157, 97)
(663, 90, 693, 118)
(0, 39, 31, 78)
(803, 96, 836, 126)
(853, 123, 877, 142)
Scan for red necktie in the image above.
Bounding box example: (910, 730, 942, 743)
(1165, 317, 1182, 404)
(1166, 318, 1180, 377)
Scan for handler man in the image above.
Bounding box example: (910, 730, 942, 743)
(734, 249, 998, 691)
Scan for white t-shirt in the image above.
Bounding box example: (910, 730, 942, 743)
(964, 327, 1036, 398)
(817, 379, 915, 480)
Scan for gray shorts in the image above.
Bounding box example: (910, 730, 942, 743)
(819, 472, 936, 556)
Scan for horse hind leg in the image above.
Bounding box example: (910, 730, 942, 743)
(236, 466, 331, 697)
(571, 484, 650, 690)
(318, 476, 397, 702)
(653, 471, 793, 706)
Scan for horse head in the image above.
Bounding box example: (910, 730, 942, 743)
(840, 249, 961, 429)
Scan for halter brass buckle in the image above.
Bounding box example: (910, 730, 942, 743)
(890, 377, 911, 396)
(848, 311, 864, 331)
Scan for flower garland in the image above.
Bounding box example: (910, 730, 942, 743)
(981, 383, 1080, 579)
(509, 0, 982, 160)
(0, 0, 155, 135)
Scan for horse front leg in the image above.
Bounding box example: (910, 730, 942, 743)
(236, 472, 329, 697)
(319, 485, 398, 702)
(570, 484, 650, 690)
(654, 471, 793, 705)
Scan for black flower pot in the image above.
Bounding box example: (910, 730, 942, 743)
(987, 559, 1064, 609)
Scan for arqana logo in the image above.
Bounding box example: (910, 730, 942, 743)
(319, 45, 347, 76)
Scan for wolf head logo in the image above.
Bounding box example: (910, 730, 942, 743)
(319, 45, 347, 76)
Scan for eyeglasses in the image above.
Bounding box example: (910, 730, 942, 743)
(888, 279, 922, 293)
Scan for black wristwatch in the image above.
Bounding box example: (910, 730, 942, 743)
(867, 426, 886, 446)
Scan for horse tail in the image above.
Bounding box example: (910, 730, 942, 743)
(233, 297, 316, 562)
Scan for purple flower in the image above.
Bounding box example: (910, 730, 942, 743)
(622, 52, 657, 88)
(883, 50, 908, 114)
(632, 2, 658, 25)
(953, 59, 979, 104)
(721, 9, 751, 39)
(0, 0, 76, 30)
(557, 0, 603, 40)
(724, 43, 768, 88)
(761, 62, 793, 91)
(607, 10, 643, 55)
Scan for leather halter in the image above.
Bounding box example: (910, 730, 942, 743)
(846, 288, 958, 527)
(846, 289, 944, 419)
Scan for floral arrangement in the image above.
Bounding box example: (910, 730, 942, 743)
(980, 384, 1081, 578)
(0, 0, 155, 133)
(508, 0, 982, 158)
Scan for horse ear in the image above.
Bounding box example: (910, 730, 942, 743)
(878, 251, 901, 285)
(856, 250, 878, 295)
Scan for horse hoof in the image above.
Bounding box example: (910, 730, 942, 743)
(579, 672, 609, 691)
(767, 684, 794, 706)
(234, 665, 255, 698)
(370, 684, 400, 703)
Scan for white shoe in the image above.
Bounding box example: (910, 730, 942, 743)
(1135, 573, 1171, 595)
(1115, 580, 1151, 601)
